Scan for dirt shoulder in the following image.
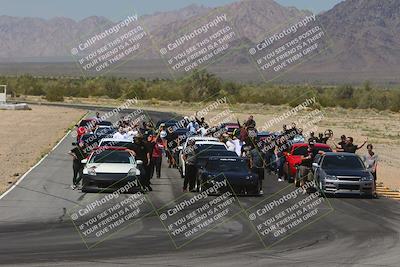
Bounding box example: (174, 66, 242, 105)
(0, 105, 85, 194)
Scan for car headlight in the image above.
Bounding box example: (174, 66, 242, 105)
(361, 175, 373, 181)
(128, 168, 137, 176)
(246, 175, 254, 180)
(325, 175, 337, 180)
(88, 168, 96, 176)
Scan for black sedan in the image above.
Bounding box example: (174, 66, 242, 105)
(197, 156, 260, 196)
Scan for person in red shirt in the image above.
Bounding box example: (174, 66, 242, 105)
(149, 137, 165, 179)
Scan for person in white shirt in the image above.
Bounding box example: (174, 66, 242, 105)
(187, 119, 199, 134)
(113, 127, 128, 140)
(225, 137, 236, 152)
(228, 135, 243, 157)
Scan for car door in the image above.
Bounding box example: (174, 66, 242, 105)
(313, 155, 324, 183)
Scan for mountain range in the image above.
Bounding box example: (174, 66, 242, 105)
(0, 0, 399, 84)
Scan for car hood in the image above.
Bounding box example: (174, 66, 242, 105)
(324, 169, 369, 177)
(84, 163, 136, 174)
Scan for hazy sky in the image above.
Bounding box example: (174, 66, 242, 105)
(0, 0, 344, 20)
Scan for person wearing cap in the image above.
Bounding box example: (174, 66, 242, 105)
(68, 141, 88, 190)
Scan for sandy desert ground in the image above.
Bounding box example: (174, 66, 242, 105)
(0, 105, 85, 193)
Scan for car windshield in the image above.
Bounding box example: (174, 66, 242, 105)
(206, 159, 249, 172)
(79, 120, 92, 127)
(95, 128, 115, 136)
(90, 150, 132, 164)
(97, 121, 112, 126)
(314, 147, 332, 153)
(195, 144, 226, 154)
(198, 150, 237, 158)
(100, 140, 132, 148)
(292, 146, 332, 156)
(322, 155, 365, 170)
(292, 146, 308, 155)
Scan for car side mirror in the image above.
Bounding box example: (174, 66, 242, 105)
(81, 159, 88, 164)
(136, 160, 143, 165)
(72, 142, 77, 146)
(312, 163, 319, 168)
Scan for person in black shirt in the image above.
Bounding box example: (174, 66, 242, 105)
(68, 141, 87, 190)
(245, 115, 256, 129)
(299, 141, 321, 189)
(317, 130, 333, 144)
(130, 135, 151, 191)
(338, 136, 367, 153)
(195, 116, 209, 129)
(335, 135, 347, 150)
(308, 131, 319, 143)
(250, 145, 265, 194)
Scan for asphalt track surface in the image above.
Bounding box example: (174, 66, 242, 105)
(1, 107, 399, 267)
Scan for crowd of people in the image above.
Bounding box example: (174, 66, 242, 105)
(68, 112, 378, 194)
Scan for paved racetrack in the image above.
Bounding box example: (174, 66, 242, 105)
(1, 107, 399, 267)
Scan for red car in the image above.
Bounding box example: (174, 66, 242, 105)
(75, 118, 96, 141)
(283, 143, 332, 185)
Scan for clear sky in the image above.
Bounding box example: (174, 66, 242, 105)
(0, 0, 344, 20)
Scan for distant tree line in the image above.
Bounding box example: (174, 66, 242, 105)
(1, 70, 400, 112)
